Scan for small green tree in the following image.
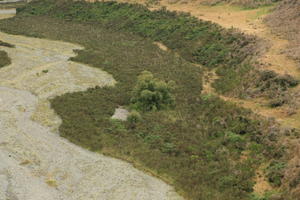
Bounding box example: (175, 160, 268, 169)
(131, 71, 175, 111)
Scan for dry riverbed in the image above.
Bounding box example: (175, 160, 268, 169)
(0, 10, 182, 200)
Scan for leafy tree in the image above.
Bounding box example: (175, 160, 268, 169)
(131, 71, 175, 111)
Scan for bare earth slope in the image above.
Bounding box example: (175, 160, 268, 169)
(0, 11, 182, 200)
(265, 0, 300, 66)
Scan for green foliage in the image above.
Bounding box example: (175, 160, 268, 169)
(250, 191, 283, 200)
(265, 161, 286, 187)
(0, 50, 11, 68)
(225, 131, 246, 151)
(127, 110, 142, 124)
(131, 70, 175, 111)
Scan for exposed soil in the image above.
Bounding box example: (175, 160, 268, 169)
(0, 11, 182, 200)
(265, 0, 300, 67)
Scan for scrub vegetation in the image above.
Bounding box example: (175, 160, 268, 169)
(15, 0, 297, 100)
(0, 0, 291, 199)
(0, 40, 14, 68)
(0, 50, 10, 68)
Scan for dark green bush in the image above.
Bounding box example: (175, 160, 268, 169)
(131, 71, 175, 111)
(127, 110, 142, 124)
(17, 0, 259, 95)
(259, 71, 298, 92)
(289, 172, 300, 188)
(265, 161, 286, 187)
(0, 50, 11, 68)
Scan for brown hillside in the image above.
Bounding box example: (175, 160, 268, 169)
(200, 0, 281, 8)
(265, 0, 300, 66)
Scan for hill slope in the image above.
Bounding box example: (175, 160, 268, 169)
(265, 0, 300, 66)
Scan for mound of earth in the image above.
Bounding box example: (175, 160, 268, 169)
(265, 0, 300, 66)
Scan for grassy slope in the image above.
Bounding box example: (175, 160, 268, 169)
(0, 1, 286, 199)
(16, 0, 261, 96)
(16, 0, 297, 101)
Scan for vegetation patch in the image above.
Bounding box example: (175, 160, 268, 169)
(0, 50, 11, 68)
(15, 0, 263, 96)
(15, 0, 296, 101)
(130, 70, 175, 111)
(0, 1, 286, 199)
(265, 161, 286, 187)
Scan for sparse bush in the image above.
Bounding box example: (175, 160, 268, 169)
(265, 161, 286, 187)
(257, 70, 298, 106)
(289, 172, 300, 188)
(225, 131, 246, 150)
(269, 97, 285, 108)
(0, 40, 15, 48)
(259, 71, 298, 92)
(127, 110, 142, 124)
(131, 71, 175, 111)
(0, 50, 11, 68)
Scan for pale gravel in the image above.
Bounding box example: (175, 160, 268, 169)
(0, 11, 183, 200)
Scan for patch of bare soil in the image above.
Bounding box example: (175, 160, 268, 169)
(141, 1, 300, 195)
(0, 11, 182, 200)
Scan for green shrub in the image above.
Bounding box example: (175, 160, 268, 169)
(259, 71, 298, 92)
(269, 97, 285, 108)
(265, 161, 286, 187)
(131, 71, 175, 111)
(289, 172, 300, 188)
(225, 131, 246, 150)
(127, 110, 142, 124)
(0, 50, 11, 68)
